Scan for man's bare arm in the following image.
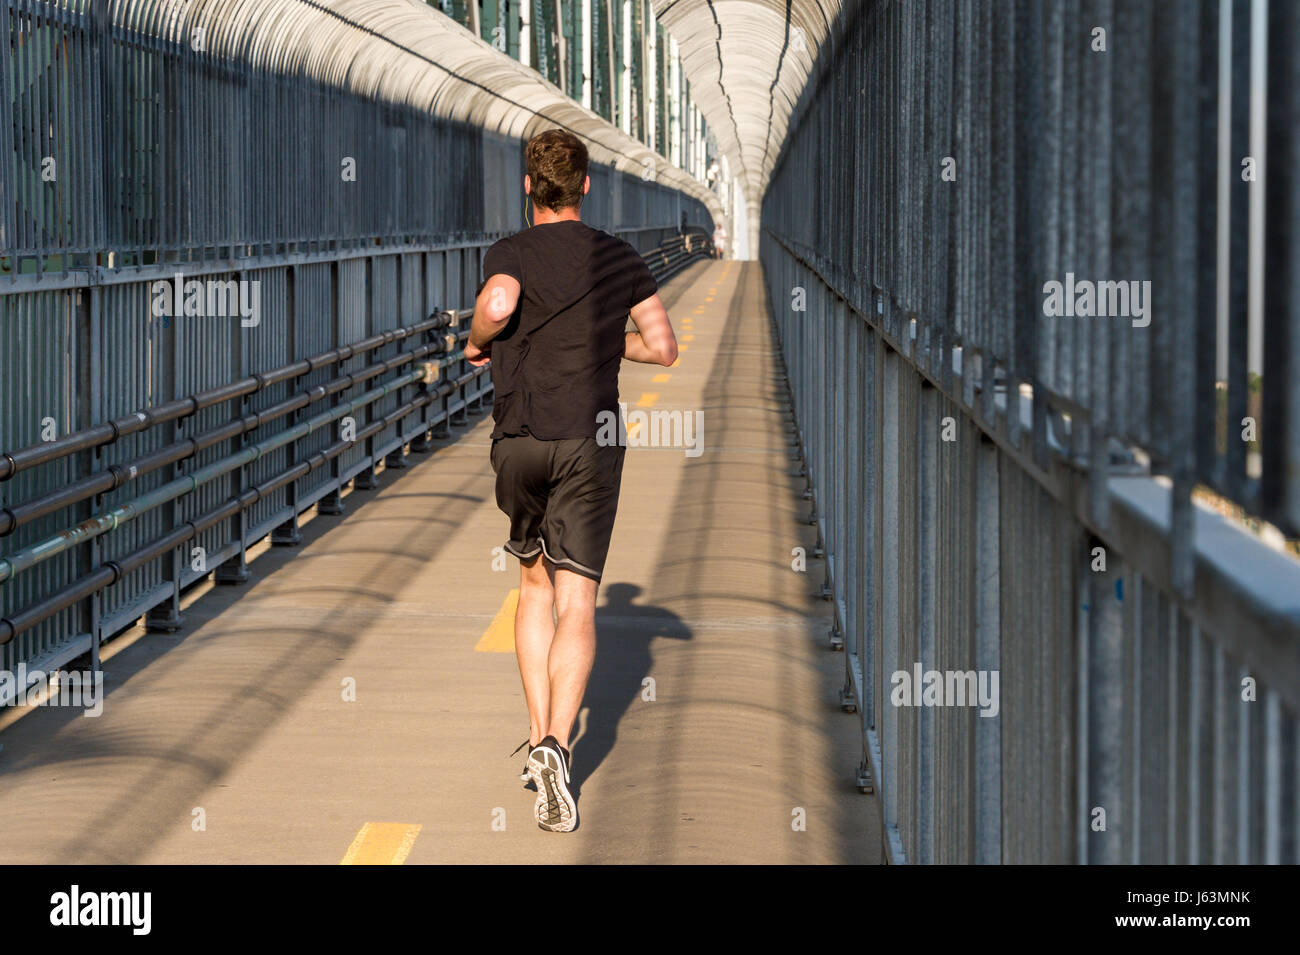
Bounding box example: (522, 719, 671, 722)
(624, 293, 677, 366)
(465, 274, 521, 366)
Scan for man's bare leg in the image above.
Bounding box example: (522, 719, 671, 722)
(514, 555, 556, 746)
(545, 568, 598, 749)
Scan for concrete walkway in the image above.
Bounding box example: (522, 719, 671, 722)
(0, 260, 881, 864)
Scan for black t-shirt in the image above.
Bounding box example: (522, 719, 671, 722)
(477, 220, 659, 440)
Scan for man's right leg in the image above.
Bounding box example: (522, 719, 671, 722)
(492, 434, 553, 747)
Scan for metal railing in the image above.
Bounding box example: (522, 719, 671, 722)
(0, 0, 715, 691)
(644, 227, 717, 282)
(0, 227, 706, 694)
(762, 0, 1300, 863)
(1, 303, 491, 646)
(0, 0, 719, 269)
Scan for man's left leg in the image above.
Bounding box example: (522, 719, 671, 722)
(544, 568, 598, 749)
(514, 554, 556, 747)
(526, 436, 621, 831)
(528, 568, 596, 832)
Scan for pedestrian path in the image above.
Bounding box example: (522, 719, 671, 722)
(0, 260, 880, 864)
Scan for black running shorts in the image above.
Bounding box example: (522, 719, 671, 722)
(490, 434, 626, 582)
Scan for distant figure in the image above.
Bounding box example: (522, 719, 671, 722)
(465, 129, 678, 833)
(712, 224, 726, 259)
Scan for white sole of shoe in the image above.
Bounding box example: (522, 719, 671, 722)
(527, 746, 577, 832)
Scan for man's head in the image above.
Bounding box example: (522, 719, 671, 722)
(524, 129, 590, 212)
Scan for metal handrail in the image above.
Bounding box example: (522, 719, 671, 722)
(0, 226, 708, 649)
(0, 366, 487, 646)
(0, 313, 457, 488)
(0, 302, 482, 642)
(646, 230, 717, 284)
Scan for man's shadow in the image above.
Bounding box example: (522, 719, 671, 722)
(567, 583, 691, 795)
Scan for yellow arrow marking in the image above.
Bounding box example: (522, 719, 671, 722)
(474, 589, 519, 652)
(340, 823, 422, 865)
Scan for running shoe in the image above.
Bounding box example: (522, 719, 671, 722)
(527, 736, 577, 832)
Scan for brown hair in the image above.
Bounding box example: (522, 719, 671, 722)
(525, 129, 589, 211)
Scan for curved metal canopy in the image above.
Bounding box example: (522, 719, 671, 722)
(107, 0, 721, 222)
(653, 0, 841, 254)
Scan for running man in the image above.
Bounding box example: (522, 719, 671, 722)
(464, 129, 678, 832)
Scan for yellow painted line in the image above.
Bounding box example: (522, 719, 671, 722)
(682, 334, 695, 342)
(474, 589, 519, 652)
(708, 289, 717, 294)
(704, 297, 715, 303)
(627, 420, 642, 439)
(678, 344, 689, 352)
(693, 307, 705, 313)
(670, 357, 680, 367)
(636, 392, 659, 407)
(652, 373, 670, 383)
(340, 823, 422, 865)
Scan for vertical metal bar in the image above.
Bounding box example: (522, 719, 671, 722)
(1223, 0, 1251, 498)
(916, 380, 938, 863)
(1086, 0, 1113, 529)
(1263, 0, 1299, 535)
(1085, 547, 1124, 864)
(1195, 0, 1221, 491)
(1013, 0, 1046, 464)
(880, 345, 902, 860)
(973, 432, 1001, 863)
(1167, 1, 1203, 595)
(1114, 0, 1152, 454)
